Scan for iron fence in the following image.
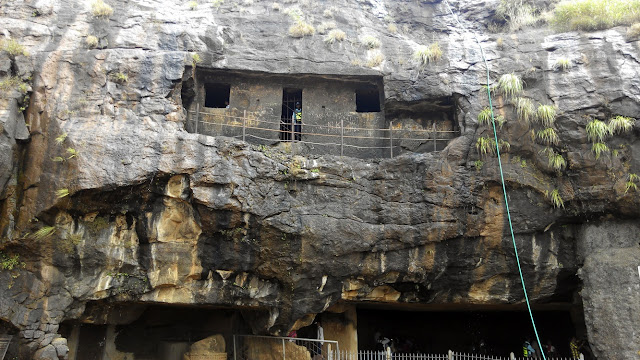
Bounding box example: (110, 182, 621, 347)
(187, 106, 457, 158)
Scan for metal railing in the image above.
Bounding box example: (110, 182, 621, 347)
(187, 106, 458, 158)
(233, 334, 339, 360)
(0, 335, 11, 360)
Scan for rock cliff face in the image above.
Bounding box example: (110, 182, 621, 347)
(1, 0, 639, 359)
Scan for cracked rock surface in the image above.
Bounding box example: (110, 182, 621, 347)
(1, 0, 640, 358)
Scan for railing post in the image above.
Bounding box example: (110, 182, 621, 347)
(509, 352, 515, 360)
(291, 115, 295, 143)
(389, 121, 393, 158)
(448, 350, 453, 360)
(433, 122, 437, 152)
(242, 110, 246, 142)
(579, 354, 584, 360)
(233, 335, 237, 360)
(195, 103, 200, 134)
(340, 117, 344, 157)
(282, 338, 286, 360)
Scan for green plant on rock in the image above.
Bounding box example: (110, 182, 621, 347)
(628, 23, 640, 39)
(474, 160, 484, 171)
(191, 53, 202, 65)
(0, 253, 24, 271)
(413, 42, 442, 65)
(66, 148, 78, 159)
(477, 107, 492, 126)
(187, 1, 198, 10)
(113, 72, 128, 83)
(476, 136, 496, 157)
(608, 115, 634, 135)
(56, 188, 70, 199)
(55, 133, 67, 144)
(497, 73, 523, 99)
(33, 226, 56, 240)
(586, 118, 611, 142)
(366, 51, 384, 67)
(52, 156, 66, 162)
(536, 127, 560, 145)
(514, 97, 535, 125)
(212, 0, 224, 8)
(0, 38, 29, 57)
(548, 188, 564, 208)
(626, 173, 639, 193)
(591, 142, 609, 160)
(551, 0, 640, 31)
(495, 115, 506, 129)
(554, 57, 571, 71)
(91, 0, 114, 18)
(544, 149, 566, 171)
(498, 139, 511, 153)
(536, 105, 556, 127)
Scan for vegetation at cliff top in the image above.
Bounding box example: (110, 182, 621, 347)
(551, 0, 640, 31)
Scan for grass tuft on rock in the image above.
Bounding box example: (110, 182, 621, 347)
(514, 97, 535, 125)
(324, 29, 346, 43)
(554, 57, 571, 71)
(0, 39, 29, 57)
(413, 43, 442, 65)
(536, 127, 560, 145)
(591, 142, 609, 160)
(289, 21, 315, 38)
(585, 118, 611, 142)
(361, 35, 381, 49)
(91, 0, 114, 18)
(608, 115, 634, 135)
(497, 73, 523, 99)
(536, 104, 556, 127)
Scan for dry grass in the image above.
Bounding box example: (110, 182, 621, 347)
(361, 35, 381, 49)
(627, 23, 640, 39)
(289, 21, 315, 38)
(91, 0, 114, 18)
(413, 43, 442, 65)
(388, 23, 398, 33)
(85, 35, 99, 48)
(366, 50, 384, 68)
(324, 29, 346, 44)
(317, 21, 336, 34)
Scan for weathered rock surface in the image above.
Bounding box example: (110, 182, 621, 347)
(0, 0, 639, 359)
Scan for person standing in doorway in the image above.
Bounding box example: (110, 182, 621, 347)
(292, 101, 302, 141)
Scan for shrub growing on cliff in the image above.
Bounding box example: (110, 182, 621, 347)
(91, 0, 114, 18)
(626, 173, 639, 193)
(477, 107, 493, 126)
(0, 38, 29, 57)
(536, 127, 560, 145)
(551, 0, 640, 31)
(497, 0, 541, 31)
(548, 188, 564, 208)
(33, 226, 56, 240)
(366, 50, 384, 68)
(586, 118, 610, 142)
(628, 23, 640, 39)
(497, 73, 523, 99)
(476, 136, 496, 157)
(608, 115, 634, 134)
(591, 142, 609, 160)
(413, 43, 442, 65)
(514, 97, 535, 125)
(536, 105, 556, 127)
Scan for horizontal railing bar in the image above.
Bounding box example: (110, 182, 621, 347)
(194, 120, 453, 141)
(189, 111, 457, 133)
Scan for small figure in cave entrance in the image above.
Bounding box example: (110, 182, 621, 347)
(292, 102, 302, 141)
(570, 336, 582, 359)
(522, 338, 536, 358)
(313, 320, 325, 360)
(544, 339, 557, 357)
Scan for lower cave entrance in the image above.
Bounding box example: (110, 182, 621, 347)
(357, 304, 582, 358)
(61, 303, 256, 360)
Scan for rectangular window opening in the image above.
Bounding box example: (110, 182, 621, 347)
(204, 83, 230, 108)
(280, 88, 302, 141)
(356, 88, 381, 113)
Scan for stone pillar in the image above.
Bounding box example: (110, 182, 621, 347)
(323, 303, 358, 353)
(577, 221, 640, 359)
